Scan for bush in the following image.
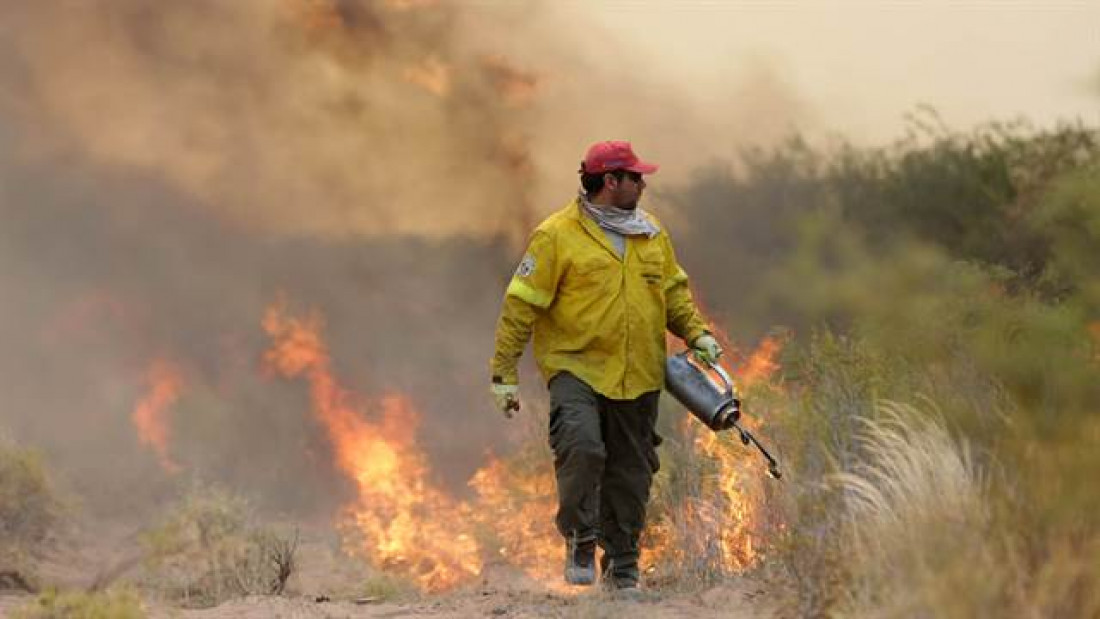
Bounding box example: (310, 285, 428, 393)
(672, 119, 1100, 340)
(763, 323, 1100, 616)
(0, 438, 64, 582)
(139, 485, 296, 608)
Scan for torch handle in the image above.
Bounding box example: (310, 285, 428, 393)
(690, 352, 737, 401)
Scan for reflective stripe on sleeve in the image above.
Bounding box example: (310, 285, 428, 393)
(507, 277, 553, 308)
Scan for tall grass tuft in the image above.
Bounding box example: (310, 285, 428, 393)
(835, 402, 1007, 617)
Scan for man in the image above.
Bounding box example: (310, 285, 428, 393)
(489, 140, 722, 591)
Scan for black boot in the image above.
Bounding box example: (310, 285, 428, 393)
(600, 553, 640, 591)
(564, 535, 596, 586)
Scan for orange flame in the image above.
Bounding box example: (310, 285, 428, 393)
(261, 295, 780, 589)
(700, 334, 785, 569)
(642, 431, 761, 578)
(261, 302, 480, 591)
(468, 456, 561, 582)
(652, 329, 783, 575)
(735, 335, 782, 389)
(403, 56, 451, 96)
(692, 428, 762, 569)
(132, 358, 183, 474)
(473, 331, 786, 584)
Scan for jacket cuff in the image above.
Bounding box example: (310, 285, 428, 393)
(490, 367, 519, 385)
(686, 328, 711, 348)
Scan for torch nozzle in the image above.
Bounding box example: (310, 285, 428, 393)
(731, 421, 782, 481)
(767, 463, 782, 480)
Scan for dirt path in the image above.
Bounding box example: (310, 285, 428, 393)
(0, 521, 776, 618)
(1, 576, 772, 618)
(138, 576, 769, 618)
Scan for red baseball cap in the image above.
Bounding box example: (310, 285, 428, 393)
(580, 140, 659, 175)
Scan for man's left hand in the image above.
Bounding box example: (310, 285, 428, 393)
(491, 382, 521, 418)
(692, 334, 723, 366)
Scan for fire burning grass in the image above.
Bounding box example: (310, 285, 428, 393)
(467, 455, 561, 584)
(261, 302, 480, 591)
(119, 298, 782, 593)
(647, 328, 782, 584)
(259, 299, 781, 592)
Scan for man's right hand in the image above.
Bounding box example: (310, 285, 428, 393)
(490, 382, 521, 418)
(692, 333, 723, 366)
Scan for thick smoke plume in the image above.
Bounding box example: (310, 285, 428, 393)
(0, 1, 805, 518)
(0, 1, 548, 239)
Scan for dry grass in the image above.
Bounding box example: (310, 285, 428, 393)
(763, 328, 1100, 618)
(359, 570, 418, 602)
(833, 402, 1004, 617)
(11, 587, 144, 619)
(762, 399, 1004, 617)
(776, 399, 1100, 618)
(645, 429, 738, 589)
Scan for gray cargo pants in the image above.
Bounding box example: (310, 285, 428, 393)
(547, 371, 661, 580)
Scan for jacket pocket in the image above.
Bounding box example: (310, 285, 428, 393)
(569, 256, 614, 290)
(636, 246, 664, 288)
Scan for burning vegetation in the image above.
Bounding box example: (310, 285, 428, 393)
(261, 302, 481, 591)
(2, 0, 1099, 616)
(255, 299, 779, 591)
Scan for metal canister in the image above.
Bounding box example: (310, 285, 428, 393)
(664, 352, 740, 431)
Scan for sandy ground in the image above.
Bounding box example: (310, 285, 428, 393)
(2, 582, 771, 619)
(139, 578, 769, 619)
(0, 521, 776, 618)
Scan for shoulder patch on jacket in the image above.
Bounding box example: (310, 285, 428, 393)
(516, 254, 536, 278)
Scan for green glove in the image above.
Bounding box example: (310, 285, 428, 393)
(692, 334, 723, 366)
(490, 382, 520, 418)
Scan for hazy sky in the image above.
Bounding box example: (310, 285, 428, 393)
(576, 1, 1100, 143)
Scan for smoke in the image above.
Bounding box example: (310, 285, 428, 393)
(0, 1, 808, 518)
(0, 1, 550, 239)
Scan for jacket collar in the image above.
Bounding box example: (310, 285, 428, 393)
(568, 197, 623, 261)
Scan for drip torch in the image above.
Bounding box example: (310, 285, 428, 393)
(664, 352, 782, 479)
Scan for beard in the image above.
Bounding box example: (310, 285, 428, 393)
(614, 191, 640, 210)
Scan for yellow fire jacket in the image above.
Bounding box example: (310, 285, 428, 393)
(491, 197, 711, 400)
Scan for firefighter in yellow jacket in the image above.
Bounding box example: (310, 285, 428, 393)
(490, 141, 722, 591)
